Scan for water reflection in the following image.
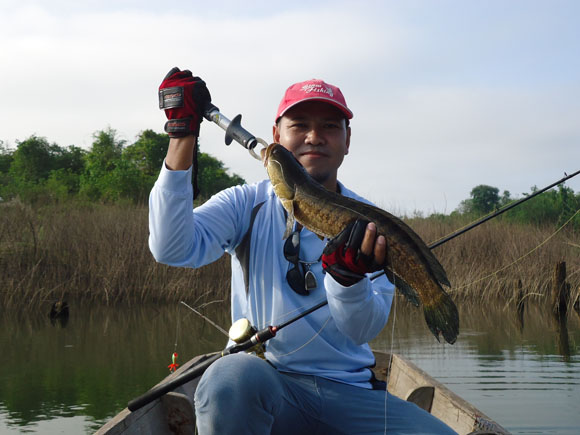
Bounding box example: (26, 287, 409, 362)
(0, 299, 578, 434)
(372, 299, 580, 434)
(554, 316, 571, 362)
(0, 302, 230, 433)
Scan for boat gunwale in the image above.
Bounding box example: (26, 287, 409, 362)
(97, 351, 509, 435)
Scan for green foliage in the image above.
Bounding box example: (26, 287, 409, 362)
(46, 169, 81, 201)
(0, 141, 14, 200)
(0, 140, 13, 174)
(455, 182, 580, 229)
(124, 129, 169, 176)
(80, 128, 125, 201)
(506, 184, 580, 228)
(1, 136, 87, 203)
(9, 136, 56, 183)
(99, 156, 153, 203)
(197, 151, 245, 199)
(458, 184, 500, 215)
(2, 128, 245, 206)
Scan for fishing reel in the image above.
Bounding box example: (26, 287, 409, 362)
(228, 318, 266, 359)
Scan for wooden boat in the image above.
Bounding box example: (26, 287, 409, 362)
(97, 350, 509, 435)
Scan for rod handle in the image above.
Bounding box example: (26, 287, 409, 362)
(203, 103, 258, 150)
(127, 353, 220, 412)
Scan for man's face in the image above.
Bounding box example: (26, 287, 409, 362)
(273, 101, 351, 190)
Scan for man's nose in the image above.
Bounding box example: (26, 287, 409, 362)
(305, 127, 324, 145)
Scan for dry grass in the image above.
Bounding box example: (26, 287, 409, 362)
(0, 200, 230, 309)
(407, 215, 580, 308)
(1, 201, 579, 312)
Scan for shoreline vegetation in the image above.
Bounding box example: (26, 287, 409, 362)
(2, 130, 579, 314)
(1, 200, 578, 313)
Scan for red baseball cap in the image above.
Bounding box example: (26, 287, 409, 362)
(275, 79, 353, 121)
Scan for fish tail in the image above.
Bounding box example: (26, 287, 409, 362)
(423, 291, 459, 344)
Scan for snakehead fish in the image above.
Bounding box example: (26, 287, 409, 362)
(263, 143, 459, 344)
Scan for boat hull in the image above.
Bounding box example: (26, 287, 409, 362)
(97, 351, 509, 435)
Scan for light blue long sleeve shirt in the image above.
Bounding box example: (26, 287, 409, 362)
(149, 163, 394, 388)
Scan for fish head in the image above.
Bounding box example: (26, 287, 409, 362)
(264, 143, 309, 201)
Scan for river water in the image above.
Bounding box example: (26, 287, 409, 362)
(0, 299, 578, 434)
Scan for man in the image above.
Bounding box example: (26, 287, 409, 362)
(150, 68, 456, 434)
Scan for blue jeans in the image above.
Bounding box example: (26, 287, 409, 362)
(194, 353, 457, 434)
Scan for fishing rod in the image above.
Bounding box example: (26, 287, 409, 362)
(429, 169, 580, 249)
(368, 169, 580, 280)
(127, 206, 455, 412)
(127, 300, 327, 412)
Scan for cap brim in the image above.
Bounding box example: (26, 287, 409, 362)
(277, 96, 353, 120)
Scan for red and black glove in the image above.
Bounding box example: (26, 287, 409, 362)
(322, 219, 383, 286)
(158, 67, 212, 138)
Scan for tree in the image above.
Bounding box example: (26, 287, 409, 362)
(46, 168, 81, 201)
(456, 182, 579, 228)
(123, 130, 169, 176)
(197, 152, 245, 199)
(99, 156, 151, 203)
(499, 190, 511, 207)
(0, 140, 13, 174)
(469, 185, 500, 214)
(84, 127, 124, 173)
(9, 136, 55, 183)
(0, 141, 14, 200)
(80, 128, 126, 201)
(555, 184, 579, 227)
(80, 128, 159, 203)
(54, 145, 86, 175)
(2, 128, 247, 204)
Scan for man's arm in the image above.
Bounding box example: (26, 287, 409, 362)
(322, 220, 392, 344)
(149, 67, 214, 265)
(325, 273, 393, 345)
(165, 135, 197, 170)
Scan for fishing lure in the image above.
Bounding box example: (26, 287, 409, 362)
(168, 352, 179, 373)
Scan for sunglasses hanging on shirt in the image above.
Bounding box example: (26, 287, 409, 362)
(283, 229, 319, 296)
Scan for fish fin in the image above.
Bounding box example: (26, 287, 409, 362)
(392, 217, 451, 288)
(424, 253, 451, 288)
(372, 205, 451, 288)
(383, 268, 421, 307)
(423, 290, 459, 344)
(282, 201, 296, 239)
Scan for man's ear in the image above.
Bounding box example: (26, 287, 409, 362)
(345, 126, 351, 155)
(272, 124, 280, 143)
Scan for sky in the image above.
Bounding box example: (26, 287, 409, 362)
(1, 0, 579, 215)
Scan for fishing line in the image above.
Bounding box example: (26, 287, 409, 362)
(173, 305, 180, 353)
(251, 216, 328, 330)
(180, 301, 230, 337)
(383, 249, 398, 435)
(273, 314, 332, 357)
(453, 207, 580, 291)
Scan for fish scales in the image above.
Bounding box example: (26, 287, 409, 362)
(264, 143, 459, 344)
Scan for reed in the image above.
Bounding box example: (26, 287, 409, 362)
(1, 201, 578, 311)
(0, 200, 230, 309)
(407, 215, 580, 307)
